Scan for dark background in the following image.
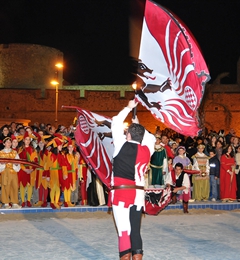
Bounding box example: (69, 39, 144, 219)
(0, 0, 240, 85)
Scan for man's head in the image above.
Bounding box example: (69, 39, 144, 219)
(174, 162, 183, 175)
(161, 135, 168, 145)
(127, 123, 145, 143)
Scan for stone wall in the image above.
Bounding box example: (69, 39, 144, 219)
(1, 84, 240, 136)
(1, 44, 240, 136)
(0, 44, 63, 89)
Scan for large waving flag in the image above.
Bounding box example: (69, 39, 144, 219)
(64, 106, 172, 214)
(64, 106, 113, 190)
(135, 0, 210, 136)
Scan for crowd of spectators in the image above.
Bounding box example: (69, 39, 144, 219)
(0, 121, 239, 210)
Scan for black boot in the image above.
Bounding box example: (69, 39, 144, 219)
(120, 253, 131, 260)
(183, 201, 189, 213)
(171, 193, 177, 204)
(132, 249, 143, 260)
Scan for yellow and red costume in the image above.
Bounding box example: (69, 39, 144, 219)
(64, 147, 78, 207)
(79, 156, 88, 205)
(0, 145, 20, 206)
(47, 137, 69, 209)
(18, 133, 38, 207)
(35, 148, 49, 207)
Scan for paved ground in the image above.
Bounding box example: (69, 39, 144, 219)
(0, 210, 240, 259)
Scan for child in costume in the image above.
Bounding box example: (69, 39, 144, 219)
(0, 137, 21, 209)
(63, 139, 79, 207)
(46, 136, 69, 209)
(18, 131, 38, 207)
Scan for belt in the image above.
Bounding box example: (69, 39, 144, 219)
(150, 164, 163, 169)
(111, 185, 144, 190)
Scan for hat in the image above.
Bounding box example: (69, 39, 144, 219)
(3, 137, 11, 143)
(23, 131, 35, 140)
(11, 135, 17, 141)
(176, 146, 186, 154)
(46, 137, 64, 148)
(11, 134, 22, 142)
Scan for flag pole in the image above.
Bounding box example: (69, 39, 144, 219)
(132, 81, 137, 119)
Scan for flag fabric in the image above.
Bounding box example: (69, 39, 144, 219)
(74, 107, 113, 190)
(68, 106, 172, 215)
(135, 0, 210, 137)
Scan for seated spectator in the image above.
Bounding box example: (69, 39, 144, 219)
(166, 162, 191, 213)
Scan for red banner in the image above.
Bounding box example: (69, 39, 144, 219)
(135, 0, 210, 136)
(73, 107, 113, 190)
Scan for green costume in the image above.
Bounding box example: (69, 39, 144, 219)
(150, 146, 167, 185)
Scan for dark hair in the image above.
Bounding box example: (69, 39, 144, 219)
(175, 162, 183, 169)
(128, 123, 145, 143)
(209, 149, 216, 154)
(223, 144, 234, 157)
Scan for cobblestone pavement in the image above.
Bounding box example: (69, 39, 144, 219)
(0, 210, 240, 259)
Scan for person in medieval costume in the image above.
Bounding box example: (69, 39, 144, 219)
(79, 155, 88, 205)
(46, 136, 69, 209)
(34, 136, 50, 207)
(63, 138, 79, 207)
(110, 99, 155, 260)
(166, 162, 190, 213)
(149, 135, 168, 186)
(0, 137, 21, 209)
(191, 144, 210, 201)
(18, 131, 38, 207)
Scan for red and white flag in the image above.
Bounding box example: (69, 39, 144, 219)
(135, 0, 210, 136)
(73, 107, 113, 190)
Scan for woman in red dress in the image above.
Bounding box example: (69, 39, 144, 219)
(220, 145, 237, 202)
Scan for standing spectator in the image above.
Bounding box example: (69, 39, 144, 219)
(225, 129, 236, 145)
(0, 125, 11, 150)
(110, 100, 155, 260)
(47, 137, 69, 209)
(192, 144, 210, 201)
(0, 137, 21, 209)
(215, 140, 223, 161)
(63, 139, 79, 207)
(220, 145, 237, 202)
(209, 149, 220, 201)
(9, 122, 17, 135)
(231, 137, 239, 154)
(234, 145, 240, 202)
(161, 134, 174, 159)
(34, 139, 49, 207)
(173, 146, 191, 168)
(18, 132, 38, 207)
(11, 135, 20, 152)
(207, 134, 218, 155)
(149, 135, 168, 186)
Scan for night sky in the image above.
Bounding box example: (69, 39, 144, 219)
(0, 0, 240, 85)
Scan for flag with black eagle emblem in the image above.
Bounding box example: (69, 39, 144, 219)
(135, 0, 210, 136)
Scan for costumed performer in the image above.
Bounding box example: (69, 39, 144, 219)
(34, 136, 50, 207)
(46, 136, 69, 209)
(63, 138, 79, 207)
(166, 162, 190, 213)
(191, 144, 210, 201)
(110, 99, 155, 260)
(149, 135, 168, 186)
(220, 145, 237, 202)
(0, 137, 21, 209)
(18, 131, 38, 207)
